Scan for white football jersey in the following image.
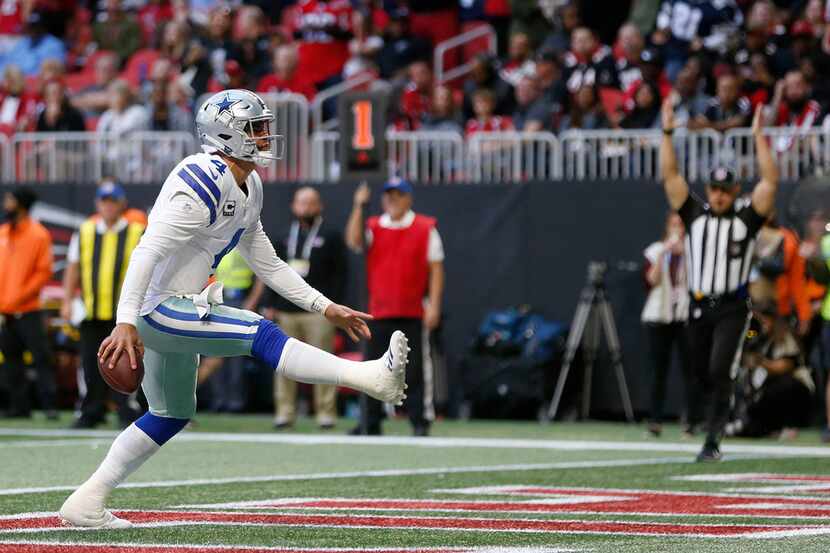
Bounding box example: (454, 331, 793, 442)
(116, 152, 331, 325)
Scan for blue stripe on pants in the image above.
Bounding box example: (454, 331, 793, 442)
(142, 313, 256, 340)
(154, 303, 260, 327)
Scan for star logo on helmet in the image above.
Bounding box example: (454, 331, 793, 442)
(214, 94, 239, 116)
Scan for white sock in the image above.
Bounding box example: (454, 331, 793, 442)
(277, 337, 379, 393)
(80, 423, 160, 504)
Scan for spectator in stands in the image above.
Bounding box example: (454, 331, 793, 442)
(92, 0, 142, 68)
(466, 88, 513, 135)
(768, 69, 821, 133)
(669, 67, 710, 128)
(347, 9, 383, 68)
(0, 0, 27, 55)
(557, 84, 609, 132)
(619, 81, 661, 129)
(257, 44, 316, 100)
(376, 8, 430, 81)
(36, 79, 85, 132)
(138, 0, 174, 46)
(421, 85, 463, 133)
(691, 73, 751, 132)
(536, 47, 566, 111)
(0, 65, 39, 135)
(39, 58, 64, 86)
(733, 17, 795, 83)
(730, 303, 813, 439)
(147, 73, 194, 133)
(509, 0, 550, 49)
(397, 60, 433, 130)
(160, 20, 211, 98)
(739, 51, 778, 108)
(97, 79, 149, 173)
(614, 22, 645, 93)
(461, 53, 513, 120)
(0, 187, 56, 420)
(641, 213, 698, 438)
(500, 31, 535, 87)
(540, 2, 581, 55)
(511, 74, 551, 132)
(228, 5, 272, 84)
(563, 27, 618, 94)
(0, 11, 65, 77)
(71, 52, 119, 120)
(652, 0, 744, 82)
(294, 0, 353, 86)
(201, 4, 234, 85)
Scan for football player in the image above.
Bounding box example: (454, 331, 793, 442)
(59, 89, 409, 528)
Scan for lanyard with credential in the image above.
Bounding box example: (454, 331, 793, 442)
(286, 217, 322, 277)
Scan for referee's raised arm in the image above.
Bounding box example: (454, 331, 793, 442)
(659, 94, 689, 210)
(750, 104, 780, 218)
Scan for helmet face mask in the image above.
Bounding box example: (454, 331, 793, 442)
(196, 89, 285, 168)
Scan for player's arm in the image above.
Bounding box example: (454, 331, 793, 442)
(101, 193, 208, 369)
(237, 219, 373, 341)
(750, 104, 779, 218)
(659, 95, 689, 210)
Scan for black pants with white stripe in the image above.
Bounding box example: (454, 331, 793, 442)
(686, 299, 751, 446)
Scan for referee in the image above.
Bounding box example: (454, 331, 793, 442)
(660, 96, 779, 462)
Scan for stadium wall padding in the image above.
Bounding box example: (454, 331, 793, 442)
(7, 180, 800, 419)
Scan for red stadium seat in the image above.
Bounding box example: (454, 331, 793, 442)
(121, 49, 160, 89)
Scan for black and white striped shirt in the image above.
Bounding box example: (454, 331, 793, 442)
(678, 194, 765, 299)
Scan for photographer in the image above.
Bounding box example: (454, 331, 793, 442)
(641, 213, 700, 437)
(728, 303, 814, 439)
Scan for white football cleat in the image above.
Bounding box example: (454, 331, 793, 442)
(364, 330, 409, 405)
(59, 485, 133, 529)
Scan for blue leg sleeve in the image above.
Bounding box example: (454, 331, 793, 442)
(251, 318, 290, 368)
(134, 412, 189, 446)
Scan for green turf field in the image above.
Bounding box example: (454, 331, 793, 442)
(1, 413, 830, 552)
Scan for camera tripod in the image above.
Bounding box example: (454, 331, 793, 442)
(546, 262, 634, 422)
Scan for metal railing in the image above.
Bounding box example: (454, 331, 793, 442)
(388, 130, 465, 183)
(723, 126, 830, 181)
(434, 24, 497, 85)
(560, 128, 721, 182)
(310, 131, 340, 182)
(11, 131, 196, 184)
(467, 131, 560, 182)
(9, 126, 829, 184)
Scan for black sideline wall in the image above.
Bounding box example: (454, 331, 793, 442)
(6, 180, 800, 418)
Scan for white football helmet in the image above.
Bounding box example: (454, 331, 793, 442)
(195, 89, 284, 167)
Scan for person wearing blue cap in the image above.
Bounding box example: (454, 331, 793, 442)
(62, 179, 145, 428)
(345, 178, 445, 436)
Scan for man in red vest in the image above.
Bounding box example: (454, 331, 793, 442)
(346, 178, 445, 436)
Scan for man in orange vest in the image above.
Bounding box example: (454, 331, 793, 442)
(345, 178, 445, 436)
(0, 187, 55, 419)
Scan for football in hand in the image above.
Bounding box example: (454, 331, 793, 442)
(98, 349, 144, 394)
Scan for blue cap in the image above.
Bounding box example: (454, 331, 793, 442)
(96, 181, 125, 201)
(382, 177, 413, 195)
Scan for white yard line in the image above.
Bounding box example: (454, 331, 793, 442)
(0, 456, 693, 496)
(0, 427, 826, 457)
(0, 439, 111, 448)
(0, 541, 580, 553)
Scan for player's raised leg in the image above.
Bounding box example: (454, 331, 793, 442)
(137, 297, 409, 404)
